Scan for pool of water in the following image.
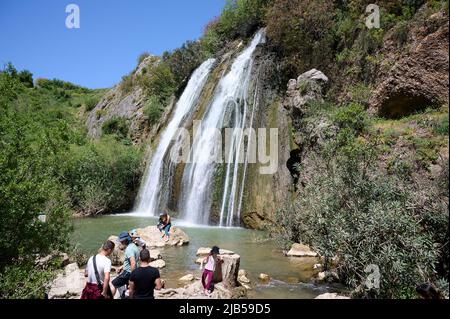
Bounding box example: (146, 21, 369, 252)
(71, 215, 339, 299)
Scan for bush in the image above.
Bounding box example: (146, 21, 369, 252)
(63, 137, 143, 215)
(0, 264, 56, 299)
(85, 96, 99, 111)
(143, 96, 164, 125)
(101, 116, 129, 139)
(266, 0, 335, 79)
(119, 74, 134, 95)
(333, 103, 368, 132)
(272, 137, 444, 298)
(137, 52, 150, 65)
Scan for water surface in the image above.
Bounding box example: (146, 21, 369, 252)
(72, 215, 339, 299)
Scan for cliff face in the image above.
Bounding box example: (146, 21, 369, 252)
(84, 5, 448, 229)
(85, 56, 176, 144)
(369, 10, 449, 118)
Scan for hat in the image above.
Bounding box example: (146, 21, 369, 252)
(130, 229, 138, 238)
(118, 231, 131, 243)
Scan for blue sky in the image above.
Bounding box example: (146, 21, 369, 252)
(0, 0, 225, 88)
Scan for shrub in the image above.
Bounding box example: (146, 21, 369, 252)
(433, 115, 449, 135)
(143, 96, 164, 125)
(137, 52, 150, 65)
(265, 0, 335, 79)
(272, 137, 443, 298)
(101, 116, 129, 139)
(119, 74, 134, 95)
(85, 96, 99, 111)
(63, 137, 143, 215)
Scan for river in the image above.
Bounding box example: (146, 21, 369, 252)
(72, 215, 343, 299)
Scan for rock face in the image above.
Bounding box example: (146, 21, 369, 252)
(238, 47, 292, 229)
(286, 243, 318, 257)
(85, 55, 175, 143)
(48, 263, 86, 299)
(370, 11, 449, 118)
(284, 68, 329, 117)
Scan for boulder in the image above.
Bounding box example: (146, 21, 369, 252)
(283, 69, 329, 117)
(137, 226, 189, 248)
(238, 269, 251, 284)
(179, 274, 195, 282)
(149, 259, 166, 269)
(196, 247, 235, 256)
(317, 271, 340, 283)
(48, 263, 85, 299)
(195, 257, 205, 265)
(315, 293, 350, 299)
(218, 254, 240, 288)
(286, 243, 318, 257)
(155, 280, 246, 299)
(258, 273, 270, 282)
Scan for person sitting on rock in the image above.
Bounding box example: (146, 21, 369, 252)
(201, 246, 222, 295)
(81, 240, 115, 299)
(128, 249, 162, 299)
(130, 229, 146, 250)
(158, 212, 172, 242)
(111, 231, 140, 298)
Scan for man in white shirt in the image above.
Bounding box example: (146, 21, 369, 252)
(81, 240, 115, 299)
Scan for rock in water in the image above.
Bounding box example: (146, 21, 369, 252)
(149, 259, 166, 269)
(137, 226, 189, 248)
(48, 263, 85, 299)
(258, 273, 270, 282)
(286, 243, 318, 257)
(238, 269, 251, 284)
(218, 254, 240, 288)
(179, 274, 195, 282)
(196, 247, 235, 256)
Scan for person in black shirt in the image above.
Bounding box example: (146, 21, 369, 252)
(129, 249, 162, 299)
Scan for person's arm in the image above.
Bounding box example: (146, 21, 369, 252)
(167, 215, 171, 224)
(102, 272, 111, 298)
(130, 256, 136, 272)
(128, 280, 135, 299)
(84, 268, 88, 277)
(155, 278, 162, 290)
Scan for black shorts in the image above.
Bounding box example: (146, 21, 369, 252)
(111, 271, 131, 288)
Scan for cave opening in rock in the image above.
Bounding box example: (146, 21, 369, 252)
(379, 92, 436, 119)
(286, 148, 302, 190)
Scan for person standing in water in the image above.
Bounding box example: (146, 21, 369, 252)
(201, 246, 222, 295)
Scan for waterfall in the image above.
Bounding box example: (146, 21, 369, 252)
(134, 58, 215, 216)
(179, 30, 265, 226)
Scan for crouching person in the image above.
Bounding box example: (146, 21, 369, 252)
(111, 231, 140, 298)
(81, 240, 115, 299)
(129, 249, 162, 299)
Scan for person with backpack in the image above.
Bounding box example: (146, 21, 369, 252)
(111, 231, 140, 298)
(81, 240, 115, 299)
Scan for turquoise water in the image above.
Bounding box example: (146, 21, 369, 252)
(72, 215, 338, 299)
